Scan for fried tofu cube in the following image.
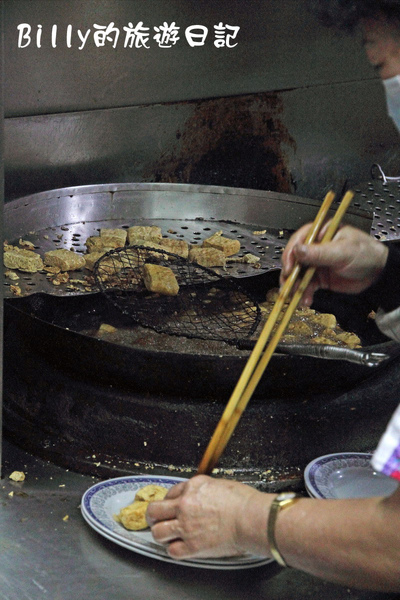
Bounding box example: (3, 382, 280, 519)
(128, 226, 162, 245)
(296, 306, 316, 317)
(159, 238, 189, 258)
(189, 247, 226, 267)
(100, 228, 127, 247)
(280, 334, 297, 343)
(265, 287, 289, 304)
(95, 256, 124, 282)
(142, 263, 179, 296)
(287, 321, 313, 336)
(336, 331, 361, 348)
(85, 236, 121, 253)
(202, 233, 241, 256)
(311, 336, 339, 345)
(312, 313, 337, 329)
(44, 249, 86, 271)
(84, 251, 108, 271)
(4, 248, 44, 273)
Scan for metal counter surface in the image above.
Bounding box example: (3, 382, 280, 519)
(0, 439, 397, 600)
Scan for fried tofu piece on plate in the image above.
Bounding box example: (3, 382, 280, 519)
(114, 484, 168, 531)
(114, 500, 149, 531)
(134, 484, 168, 503)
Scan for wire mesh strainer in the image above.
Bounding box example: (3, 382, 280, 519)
(93, 245, 261, 346)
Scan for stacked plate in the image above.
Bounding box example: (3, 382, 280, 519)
(81, 474, 272, 570)
(304, 452, 398, 499)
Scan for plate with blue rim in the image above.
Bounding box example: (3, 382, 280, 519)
(304, 452, 399, 500)
(81, 474, 273, 570)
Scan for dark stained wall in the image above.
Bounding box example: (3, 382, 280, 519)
(4, 0, 400, 200)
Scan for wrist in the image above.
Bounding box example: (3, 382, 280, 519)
(236, 489, 273, 557)
(267, 492, 303, 566)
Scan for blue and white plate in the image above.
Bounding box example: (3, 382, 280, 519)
(304, 453, 399, 499)
(81, 475, 272, 570)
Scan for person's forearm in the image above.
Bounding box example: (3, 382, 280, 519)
(274, 494, 400, 591)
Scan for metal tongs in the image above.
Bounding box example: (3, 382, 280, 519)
(236, 340, 389, 367)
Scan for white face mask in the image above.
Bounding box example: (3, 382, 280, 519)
(383, 75, 400, 132)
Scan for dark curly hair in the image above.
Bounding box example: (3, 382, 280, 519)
(308, 0, 400, 31)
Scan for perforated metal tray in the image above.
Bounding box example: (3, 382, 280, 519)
(353, 177, 400, 241)
(4, 182, 372, 298)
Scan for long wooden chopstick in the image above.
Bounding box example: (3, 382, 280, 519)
(197, 190, 354, 475)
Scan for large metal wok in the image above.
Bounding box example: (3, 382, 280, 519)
(4, 183, 400, 485)
(4, 180, 400, 399)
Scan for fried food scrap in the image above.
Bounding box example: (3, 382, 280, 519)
(142, 263, 179, 296)
(202, 232, 241, 257)
(18, 238, 35, 249)
(98, 323, 117, 334)
(10, 285, 22, 296)
(114, 484, 168, 531)
(228, 253, 260, 265)
(5, 270, 19, 281)
(51, 272, 70, 286)
(44, 249, 86, 272)
(4, 247, 44, 273)
(189, 247, 226, 268)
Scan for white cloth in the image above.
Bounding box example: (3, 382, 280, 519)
(371, 404, 400, 481)
(372, 306, 400, 481)
(375, 306, 400, 343)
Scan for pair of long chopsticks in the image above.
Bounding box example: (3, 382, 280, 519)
(197, 189, 354, 475)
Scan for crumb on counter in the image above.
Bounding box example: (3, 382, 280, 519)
(9, 471, 25, 482)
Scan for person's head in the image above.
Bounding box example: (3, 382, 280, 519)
(309, 1, 400, 78)
(309, 1, 400, 129)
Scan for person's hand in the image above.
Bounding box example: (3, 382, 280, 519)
(146, 475, 271, 560)
(280, 223, 389, 306)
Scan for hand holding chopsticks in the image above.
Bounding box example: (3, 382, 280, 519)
(197, 190, 355, 475)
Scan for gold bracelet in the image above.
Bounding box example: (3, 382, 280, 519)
(267, 492, 302, 567)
